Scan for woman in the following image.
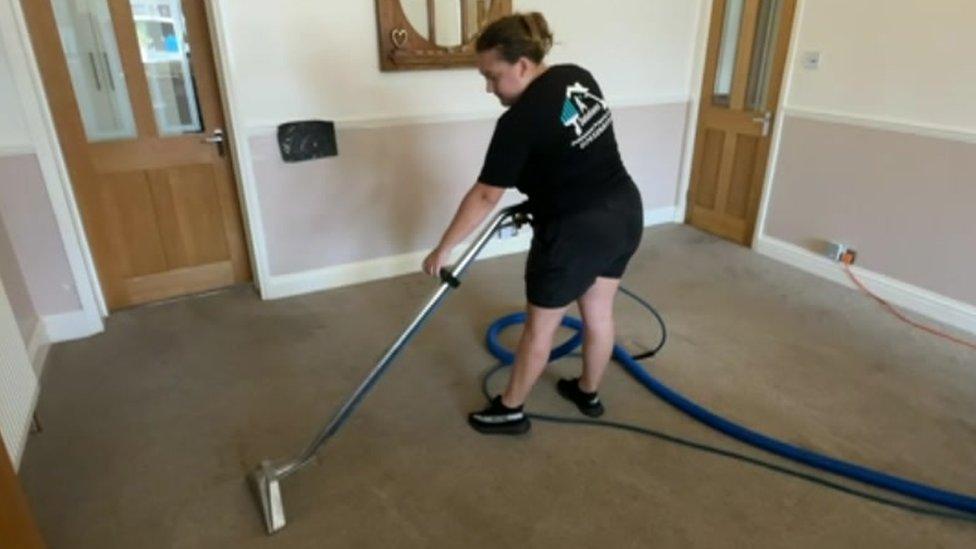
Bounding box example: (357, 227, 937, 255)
(423, 12, 643, 435)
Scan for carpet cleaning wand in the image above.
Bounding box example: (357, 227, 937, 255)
(250, 202, 532, 535)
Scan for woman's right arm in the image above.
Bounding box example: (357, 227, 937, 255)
(422, 182, 506, 277)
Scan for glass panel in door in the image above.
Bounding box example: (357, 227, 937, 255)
(745, 0, 784, 112)
(129, 0, 203, 136)
(712, 0, 745, 106)
(51, 0, 137, 142)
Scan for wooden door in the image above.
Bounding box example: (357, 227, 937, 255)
(23, 0, 250, 310)
(0, 430, 45, 548)
(0, 433, 44, 548)
(686, 0, 796, 245)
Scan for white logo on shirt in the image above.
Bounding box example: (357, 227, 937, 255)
(560, 82, 612, 149)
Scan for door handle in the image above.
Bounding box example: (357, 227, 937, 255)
(88, 52, 102, 91)
(753, 111, 773, 137)
(102, 52, 116, 91)
(202, 129, 225, 156)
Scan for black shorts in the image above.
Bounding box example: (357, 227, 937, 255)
(525, 183, 643, 308)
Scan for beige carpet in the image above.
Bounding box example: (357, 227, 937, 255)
(19, 224, 976, 548)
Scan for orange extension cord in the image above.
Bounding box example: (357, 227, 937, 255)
(840, 252, 976, 352)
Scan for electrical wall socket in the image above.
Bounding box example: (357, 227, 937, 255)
(802, 51, 822, 70)
(825, 241, 848, 262)
(497, 226, 519, 239)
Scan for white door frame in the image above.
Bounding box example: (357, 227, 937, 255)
(1, 0, 105, 339)
(750, 0, 805, 248)
(675, 0, 806, 247)
(674, 0, 713, 223)
(204, 0, 272, 298)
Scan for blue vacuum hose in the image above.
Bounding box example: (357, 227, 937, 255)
(485, 311, 976, 516)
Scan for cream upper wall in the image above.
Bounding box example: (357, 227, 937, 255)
(763, 0, 976, 314)
(220, 0, 702, 128)
(0, 36, 30, 150)
(787, 0, 976, 131)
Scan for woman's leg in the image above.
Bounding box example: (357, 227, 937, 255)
(576, 277, 620, 393)
(501, 303, 569, 407)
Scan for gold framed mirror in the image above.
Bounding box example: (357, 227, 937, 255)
(375, 0, 513, 71)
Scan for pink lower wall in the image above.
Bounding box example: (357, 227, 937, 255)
(0, 203, 36, 341)
(250, 102, 689, 276)
(0, 153, 81, 320)
(765, 116, 976, 306)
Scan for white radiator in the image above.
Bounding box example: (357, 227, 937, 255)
(0, 276, 37, 469)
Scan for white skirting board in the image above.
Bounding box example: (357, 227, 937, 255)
(756, 236, 976, 336)
(27, 320, 50, 378)
(42, 310, 102, 344)
(263, 206, 678, 301)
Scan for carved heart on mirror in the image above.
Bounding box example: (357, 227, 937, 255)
(391, 28, 408, 49)
(376, 0, 512, 71)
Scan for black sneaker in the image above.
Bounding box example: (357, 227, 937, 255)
(468, 396, 531, 435)
(557, 378, 605, 417)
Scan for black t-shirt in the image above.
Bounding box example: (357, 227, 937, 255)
(478, 64, 631, 222)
